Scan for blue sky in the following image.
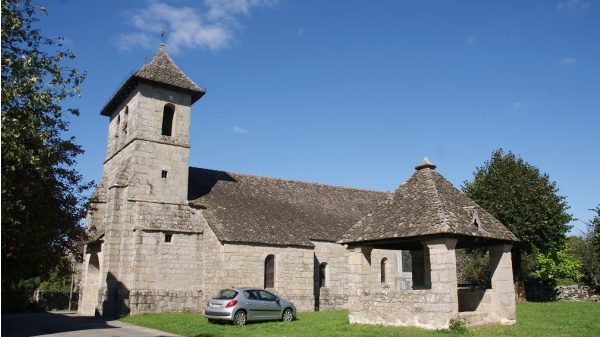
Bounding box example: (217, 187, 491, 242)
(37, 0, 598, 234)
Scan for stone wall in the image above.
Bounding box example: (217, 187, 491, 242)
(313, 241, 350, 310)
(347, 245, 460, 329)
(312, 242, 401, 311)
(525, 285, 600, 302)
(347, 240, 516, 329)
(199, 222, 226, 303)
(353, 288, 458, 329)
(217, 242, 316, 312)
(105, 85, 191, 166)
(134, 230, 203, 292)
(129, 289, 204, 313)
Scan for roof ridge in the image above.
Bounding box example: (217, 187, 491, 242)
(189, 166, 390, 194)
(426, 169, 451, 232)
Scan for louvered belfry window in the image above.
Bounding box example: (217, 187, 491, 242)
(264, 255, 275, 288)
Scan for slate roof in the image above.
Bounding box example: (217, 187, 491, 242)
(339, 158, 518, 247)
(100, 44, 205, 116)
(187, 167, 391, 247)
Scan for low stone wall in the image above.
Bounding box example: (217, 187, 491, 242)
(317, 289, 347, 311)
(525, 285, 600, 302)
(348, 289, 455, 329)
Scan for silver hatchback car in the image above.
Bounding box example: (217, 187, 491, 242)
(204, 287, 296, 325)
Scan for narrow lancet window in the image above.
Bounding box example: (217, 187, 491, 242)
(381, 258, 387, 283)
(264, 255, 275, 288)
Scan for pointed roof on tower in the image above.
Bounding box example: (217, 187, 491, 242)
(339, 157, 518, 246)
(100, 44, 205, 116)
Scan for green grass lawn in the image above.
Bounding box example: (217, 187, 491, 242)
(120, 301, 600, 337)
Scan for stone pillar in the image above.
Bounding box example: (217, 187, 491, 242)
(347, 245, 373, 323)
(395, 251, 413, 290)
(424, 238, 459, 325)
(489, 244, 516, 324)
(423, 244, 432, 288)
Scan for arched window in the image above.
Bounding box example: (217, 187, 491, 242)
(319, 263, 327, 288)
(381, 258, 387, 283)
(264, 255, 275, 288)
(161, 104, 175, 136)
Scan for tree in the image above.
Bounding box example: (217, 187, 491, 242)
(590, 204, 600, 255)
(462, 149, 573, 280)
(571, 205, 600, 287)
(1, 0, 92, 291)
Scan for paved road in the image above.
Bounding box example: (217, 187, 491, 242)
(1, 311, 182, 337)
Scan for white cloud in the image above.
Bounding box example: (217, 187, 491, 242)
(557, 0, 590, 12)
(465, 35, 476, 45)
(559, 57, 576, 66)
(117, 0, 277, 53)
(115, 32, 153, 52)
(233, 126, 247, 134)
(512, 101, 522, 110)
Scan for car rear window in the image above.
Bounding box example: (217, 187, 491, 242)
(213, 289, 238, 300)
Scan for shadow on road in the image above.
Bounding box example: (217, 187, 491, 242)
(1, 311, 179, 337)
(2, 311, 115, 336)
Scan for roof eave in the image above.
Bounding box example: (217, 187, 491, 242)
(340, 232, 517, 250)
(100, 76, 206, 117)
(222, 239, 315, 249)
(100, 75, 137, 116)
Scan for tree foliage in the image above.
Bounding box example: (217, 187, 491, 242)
(528, 243, 583, 282)
(37, 255, 76, 292)
(1, 0, 92, 288)
(462, 149, 573, 278)
(590, 205, 600, 255)
(458, 248, 491, 287)
(570, 205, 600, 287)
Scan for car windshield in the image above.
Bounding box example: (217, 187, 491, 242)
(213, 289, 238, 300)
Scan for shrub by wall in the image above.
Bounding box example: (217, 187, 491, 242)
(34, 290, 79, 311)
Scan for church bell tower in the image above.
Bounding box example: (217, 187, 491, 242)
(79, 44, 205, 317)
(100, 43, 205, 204)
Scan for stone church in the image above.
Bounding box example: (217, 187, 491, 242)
(79, 44, 518, 329)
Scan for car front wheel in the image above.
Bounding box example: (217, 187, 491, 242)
(233, 310, 247, 325)
(282, 308, 294, 322)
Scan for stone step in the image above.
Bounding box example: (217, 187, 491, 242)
(466, 319, 497, 329)
(458, 311, 488, 324)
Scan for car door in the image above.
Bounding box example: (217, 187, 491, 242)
(242, 290, 262, 320)
(257, 290, 281, 320)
